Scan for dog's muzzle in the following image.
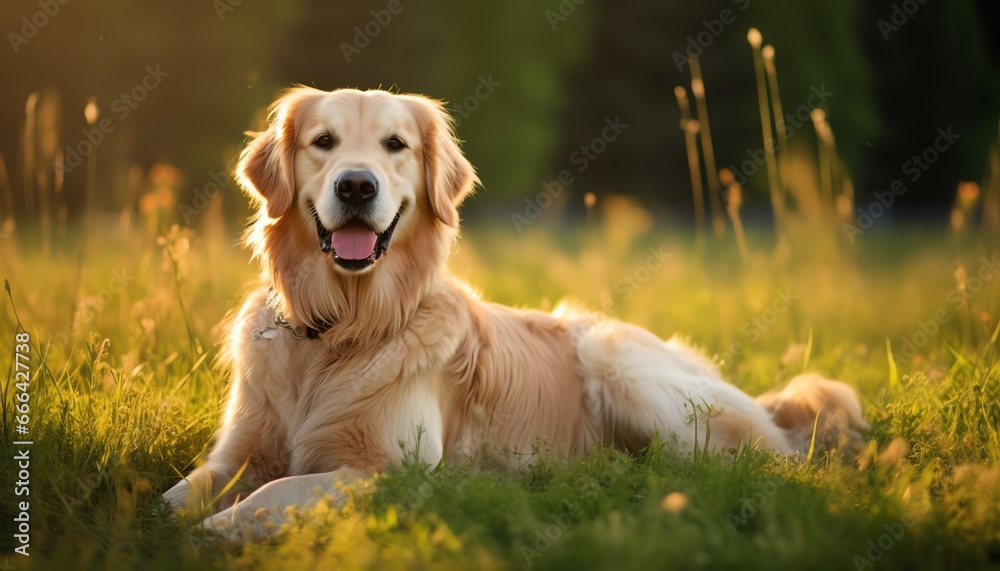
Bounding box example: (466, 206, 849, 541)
(313, 207, 403, 272)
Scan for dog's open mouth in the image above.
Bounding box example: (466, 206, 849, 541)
(314, 207, 403, 272)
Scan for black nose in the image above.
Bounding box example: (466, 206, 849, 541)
(335, 170, 378, 209)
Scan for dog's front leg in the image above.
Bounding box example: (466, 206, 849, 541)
(165, 296, 294, 515)
(163, 461, 258, 516)
(163, 415, 288, 516)
(198, 467, 369, 544)
(162, 466, 219, 514)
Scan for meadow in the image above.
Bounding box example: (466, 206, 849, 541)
(1, 183, 999, 569)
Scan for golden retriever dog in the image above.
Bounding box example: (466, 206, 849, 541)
(162, 87, 868, 541)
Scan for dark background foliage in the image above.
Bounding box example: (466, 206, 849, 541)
(1, 0, 997, 225)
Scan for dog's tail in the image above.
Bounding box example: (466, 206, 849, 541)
(755, 374, 870, 459)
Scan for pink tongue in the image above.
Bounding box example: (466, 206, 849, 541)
(332, 227, 378, 260)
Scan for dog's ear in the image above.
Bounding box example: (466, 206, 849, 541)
(411, 97, 478, 228)
(237, 89, 319, 219)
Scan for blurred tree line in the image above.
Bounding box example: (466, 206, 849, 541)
(1, 0, 996, 225)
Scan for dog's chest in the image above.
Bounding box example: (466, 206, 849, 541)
(234, 290, 464, 473)
(251, 332, 443, 473)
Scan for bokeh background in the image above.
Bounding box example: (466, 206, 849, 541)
(0, 0, 998, 229)
(3, 4, 1000, 568)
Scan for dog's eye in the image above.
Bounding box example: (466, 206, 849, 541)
(384, 136, 407, 152)
(312, 134, 335, 150)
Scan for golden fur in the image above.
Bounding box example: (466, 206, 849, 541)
(163, 87, 869, 542)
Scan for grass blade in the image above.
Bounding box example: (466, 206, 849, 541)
(805, 405, 823, 463)
(210, 456, 252, 508)
(168, 350, 212, 397)
(886, 338, 899, 392)
(803, 326, 814, 372)
(943, 340, 971, 369)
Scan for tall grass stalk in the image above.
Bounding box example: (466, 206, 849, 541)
(0, 153, 13, 224)
(674, 86, 705, 240)
(720, 168, 750, 262)
(23, 92, 39, 221)
(85, 97, 100, 217)
(761, 45, 788, 190)
(584, 192, 597, 226)
(55, 149, 66, 244)
(688, 57, 725, 238)
(747, 30, 787, 244)
(810, 108, 836, 210)
(981, 121, 1000, 236)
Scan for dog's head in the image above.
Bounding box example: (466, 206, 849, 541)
(238, 87, 477, 275)
(236, 87, 478, 341)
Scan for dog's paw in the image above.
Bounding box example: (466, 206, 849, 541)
(758, 373, 870, 458)
(162, 479, 197, 516)
(198, 504, 294, 545)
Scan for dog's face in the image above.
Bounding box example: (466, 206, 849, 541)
(237, 88, 476, 275)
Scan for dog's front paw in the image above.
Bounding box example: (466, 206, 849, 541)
(162, 468, 225, 517)
(199, 504, 296, 545)
(162, 479, 197, 515)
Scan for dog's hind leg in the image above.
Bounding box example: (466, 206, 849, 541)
(578, 321, 794, 456)
(755, 373, 870, 458)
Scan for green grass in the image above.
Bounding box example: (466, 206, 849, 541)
(1, 216, 999, 570)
